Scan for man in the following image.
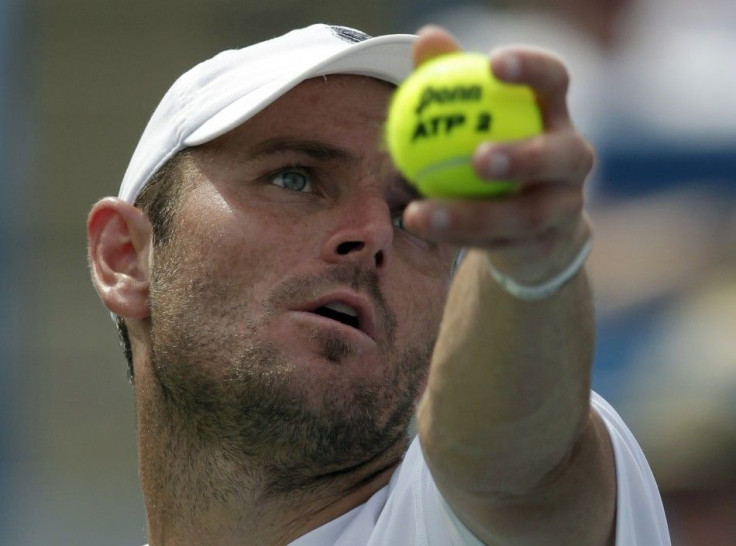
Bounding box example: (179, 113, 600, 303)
(87, 23, 670, 545)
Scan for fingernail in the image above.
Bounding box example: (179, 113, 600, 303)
(484, 152, 510, 179)
(430, 207, 450, 231)
(500, 55, 521, 81)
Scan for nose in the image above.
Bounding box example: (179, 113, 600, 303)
(320, 195, 393, 270)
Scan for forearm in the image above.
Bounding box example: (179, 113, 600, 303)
(417, 247, 595, 497)
(405, 28, 616, 545)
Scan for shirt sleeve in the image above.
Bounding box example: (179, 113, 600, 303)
(591, 392, 671, 546)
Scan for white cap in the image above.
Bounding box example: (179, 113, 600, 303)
(118, 24, 416, 203)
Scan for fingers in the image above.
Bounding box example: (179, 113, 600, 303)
(404, 25, 592, 281)
(403, 128, 594, 250)
(412, 25, 462, 67)
(413, 29, 574, 131)
(473, 131, 595, 186)
(403, 185, 584, 247)
(490, 47, 572, 130)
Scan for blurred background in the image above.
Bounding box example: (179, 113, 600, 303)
(1, 0, 734, 544)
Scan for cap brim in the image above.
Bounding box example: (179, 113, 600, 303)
(184, 34, 415, 147)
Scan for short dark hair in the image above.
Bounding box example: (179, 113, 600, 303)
(116, 149, 192, 381)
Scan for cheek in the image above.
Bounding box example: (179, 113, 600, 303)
(393, 245, 455, 321)
(173, 190, 312, 290)
(389, 270, 450, 346)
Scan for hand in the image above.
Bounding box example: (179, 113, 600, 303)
(403, 26, 594, 286)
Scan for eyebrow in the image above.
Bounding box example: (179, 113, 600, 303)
(246, 137, 356, 163)
(246, 136, 422, 201)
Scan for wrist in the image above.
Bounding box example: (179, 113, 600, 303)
(483, 216, 593, 300)
(485, 236, 592, 300)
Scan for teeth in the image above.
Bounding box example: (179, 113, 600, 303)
(323, 301, 358, 317)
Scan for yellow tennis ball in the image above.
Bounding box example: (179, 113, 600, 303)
(385, 52, 542, 198)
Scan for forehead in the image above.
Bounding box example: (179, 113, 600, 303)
(269, 74, 395, 120)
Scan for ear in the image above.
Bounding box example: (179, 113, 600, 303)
(87, 197, 152, 319)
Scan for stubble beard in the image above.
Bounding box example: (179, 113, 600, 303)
(147, 254, 436, 499)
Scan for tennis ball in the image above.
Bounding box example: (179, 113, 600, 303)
(385, 52, 542, 198)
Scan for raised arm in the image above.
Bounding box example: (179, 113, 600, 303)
(405, 27, 616, 545)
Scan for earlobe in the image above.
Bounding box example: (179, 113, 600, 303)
(87, 197, 152, 319)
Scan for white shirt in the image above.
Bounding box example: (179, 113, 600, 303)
(290, 392, 671, 545)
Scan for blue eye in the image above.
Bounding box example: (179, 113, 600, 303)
(271, 169, 313, 192)
(392, 214, 407, 231)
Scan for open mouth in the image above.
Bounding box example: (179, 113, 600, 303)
(312, 301, 360, 330)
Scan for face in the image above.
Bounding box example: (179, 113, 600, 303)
(146, 75, 457, 485)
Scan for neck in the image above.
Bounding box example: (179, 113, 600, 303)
(135, 366, 407, 546)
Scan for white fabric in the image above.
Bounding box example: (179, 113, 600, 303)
(290, 392, 670, 545)
(594, 393, 671, 545)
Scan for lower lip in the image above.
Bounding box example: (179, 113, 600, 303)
(287, 311, 376, 346)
